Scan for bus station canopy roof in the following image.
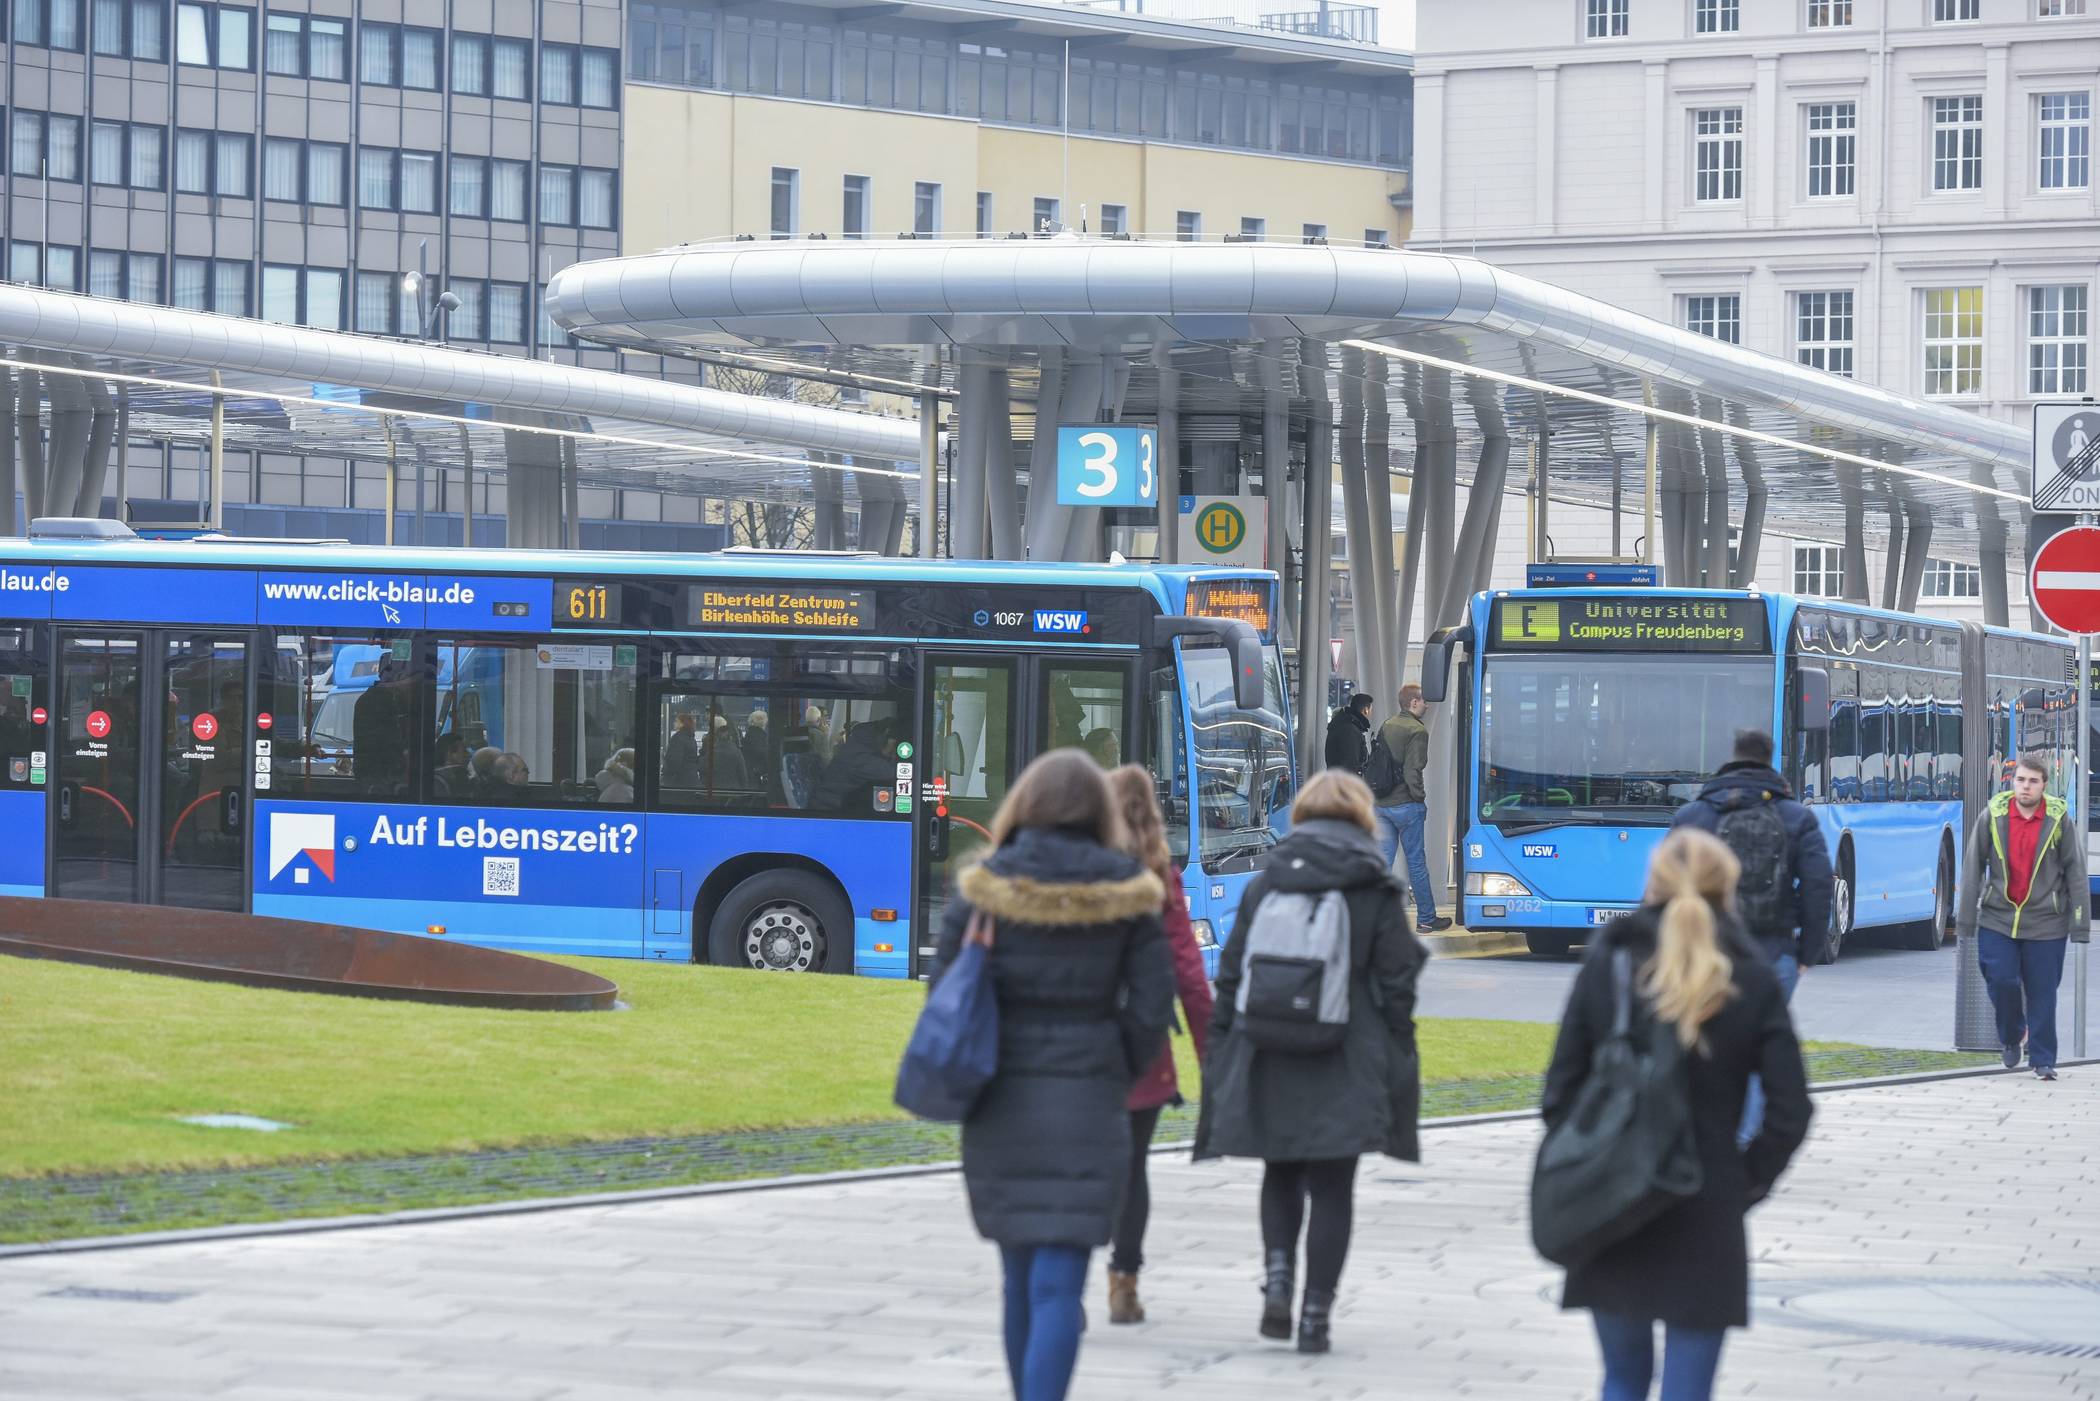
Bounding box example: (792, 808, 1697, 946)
(545, 237, 2033, 562)
(0, 283, 922, 508)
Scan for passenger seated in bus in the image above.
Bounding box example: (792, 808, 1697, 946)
(594, 748, 636, 803)
(701, 715, 750, 791)
(743, 710, 774, 792)
(780, 707, 827, 808)
(813, 715, 895, 812)
(353, 659, 416, 795)
(1083, 727, 1121, 768)
(466, 746, 505, 798)
(493, 751, 531, 794)
(432, 734, 471, 796)
(662, 709, 700, 788)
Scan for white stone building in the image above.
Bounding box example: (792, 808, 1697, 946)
(1405, 0, 2100, 630)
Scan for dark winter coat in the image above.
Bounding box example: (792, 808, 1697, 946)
(1128, 871, 1214, 1112)
(1671, 762, 1836, 964)
(932, 827, 1173, 1248)
(1541, 906, 1812, 1330)
(1194, 818, 1428, 1164)
(1324, 706, 1371, 774)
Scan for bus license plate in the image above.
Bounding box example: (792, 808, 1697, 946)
(1588, 907, 1635, 926)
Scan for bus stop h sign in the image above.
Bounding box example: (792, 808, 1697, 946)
(2028, 526, 2100, 635)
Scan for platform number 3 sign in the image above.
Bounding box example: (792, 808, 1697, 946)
(1055, 426, 1159, 507)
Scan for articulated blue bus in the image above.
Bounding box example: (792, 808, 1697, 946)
(0, 525, 1293, 977)
(1423, 588, 2079, 960)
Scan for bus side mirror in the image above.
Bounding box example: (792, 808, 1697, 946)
(1152, 615, 1266, 713)
(1419, 625, 1474, 704)
(1797, 666, 1831, 733)
(1232, 631, 1266, 713)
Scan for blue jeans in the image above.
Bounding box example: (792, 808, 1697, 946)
(1592, 1311, 1727, 1401)
(1738, 950, 1800, 1147)
(1375, 800, 1439, 923)
(1977, 929, 2068, 1071)
(998, 1244, 1090, 1401)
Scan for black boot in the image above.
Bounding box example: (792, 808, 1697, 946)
(1258, 1248, 1294, 1340)
(1297, 1288, 1333, 1354)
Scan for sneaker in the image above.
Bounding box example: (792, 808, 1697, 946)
(2002, 1044, 2023, 1069)
(1422, 916, 1454, 933)
(2035, 1065, 2058, 1082)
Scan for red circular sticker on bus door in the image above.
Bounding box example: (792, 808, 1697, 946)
(30, 706, 46, 725)
(256, 712, 273, 731)
(192, 713, 218, 743)
(85, 710, 111, 739)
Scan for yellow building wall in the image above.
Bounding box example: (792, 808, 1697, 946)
(624, 84, 1412, 252)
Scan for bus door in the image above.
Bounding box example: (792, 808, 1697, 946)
(50, 629, 253, 911)
(911, 653, 1136, 976)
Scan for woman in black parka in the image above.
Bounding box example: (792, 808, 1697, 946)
(932, 748, 1173, 1401)
(1541, 828, 1813, 1401)
(1194, 769, 1428, 1355)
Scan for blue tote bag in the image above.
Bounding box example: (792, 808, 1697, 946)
(894, 911, 999, 1122)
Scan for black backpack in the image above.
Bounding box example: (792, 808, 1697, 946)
(1363, 733, 1403, 802)
(1715, 799, 1794, 939)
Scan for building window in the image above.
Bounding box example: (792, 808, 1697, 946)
(361, 22, 441, 90)
(2039, 0, 2088, 14)
(538, 43, 618, 107)
(489, 160, 527, 221)
(1693, 107, 1744, 202)
(10, 243, 79, 290)
(837, 175, 869, 239)
(1302, 222, 1328, 242)
(1239, 216, 1266, 239)
(89, 249, 162, 304)
(449, 156, 486, 218)
(1176, 210, 1201, 241)
(975, 191, 993, 237)
(11, 0, 85, 48)
(1100, 204, 1129, 236)
(1033, 196, 1060, 232)
(92, 0, 167, 59)
(1805, 102, 1857, 198)
(354, 270, 400, 334)
(173, 129, 251, 198)
(1364, 228, 1390, 247)
(173, 257, 249, 316)
(90, 120, 164, 190)
(264, 13, 346, 79)
(2029, 285, 2090, 396)
(1930, 96, 1984, 192)
(1694, 0, 1738, 32)
(176, 2, 251, 68)
(447, 33, 530, 98)
(1794, 545, 1844, 597)
(262, 264, 345, 331)
(1931, 0, 1979, 18)
(1806, 0, 1852, 24)
(913, 181, 942, 235)
(770, 167, 800, 239)
(1921, 560, 1982, 598)
(580, 169, 616, 229)
(488, 283, 527, 344)
(2038, 93, 2092, 191)
(262, 138, 347, 205)
(1922, 287, 1984, 397)
(1585, 0, 1629, 38)
(12, 112, 83, 182)
(1795, 290, 1855, 376)
(449, 281, 485, 341)
(1683, 294, 1741, 345)
(357, 149, 440, 214)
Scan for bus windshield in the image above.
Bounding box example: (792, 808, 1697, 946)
(1181, 644, 1294, 871)
(1479, 653, 1773, 826)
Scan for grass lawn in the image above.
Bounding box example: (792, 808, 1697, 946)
(3, 955, 1566, 1179)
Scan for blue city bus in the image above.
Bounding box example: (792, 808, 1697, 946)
(1424, 588, 2077, 960)
(0, 526, 1293, 977)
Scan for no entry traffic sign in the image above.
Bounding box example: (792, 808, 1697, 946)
(2029, 526, 2100, 634)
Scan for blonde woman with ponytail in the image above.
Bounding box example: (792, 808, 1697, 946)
(1540, 829, 1812, 1401)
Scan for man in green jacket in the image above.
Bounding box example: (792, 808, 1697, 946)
(1956, 755, 2090, 1081)
(1371, 683, 1450, 932)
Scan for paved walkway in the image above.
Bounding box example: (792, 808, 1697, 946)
(2, 1070, 2096, 1401)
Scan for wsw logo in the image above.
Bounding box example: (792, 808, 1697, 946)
(269, 813, 338, 883)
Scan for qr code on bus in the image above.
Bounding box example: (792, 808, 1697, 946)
(482, 857, 521, 898)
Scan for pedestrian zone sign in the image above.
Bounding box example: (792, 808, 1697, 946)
(2031, 402, 2100, 514)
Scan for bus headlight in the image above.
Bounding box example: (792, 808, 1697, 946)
(1189, 919, 1218, 949)
(1465, 872, 1533, 898)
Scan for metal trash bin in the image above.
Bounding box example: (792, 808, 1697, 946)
(1953, 931, 2002, 1052)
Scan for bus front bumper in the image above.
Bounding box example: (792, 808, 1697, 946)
(1461, 897, 1640, 932)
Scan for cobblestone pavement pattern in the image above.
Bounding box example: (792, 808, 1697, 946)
(1, 1072, 2095, 1400)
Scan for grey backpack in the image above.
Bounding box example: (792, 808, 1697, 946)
(1235, 887, 1352, 1053)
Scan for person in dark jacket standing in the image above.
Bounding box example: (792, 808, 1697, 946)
(1195, 769, 1428, 1355)
(932, 749, 1174, 1401)
(1542, 828, 1812, 1401)
(1324, 693, 1374, 774)
(1103, 764, 1214, 1327)
(1670, 728, 1834, 1141)
(1956, 754, 2090, 1080)
(1371, 684, 1450, 931)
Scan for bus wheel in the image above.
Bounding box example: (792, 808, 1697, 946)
(1827, 850, 1855, 962)
(1524, 931, 1571, 958)
(1906, 845, 1954, 952)
(708, 871, 846, 973)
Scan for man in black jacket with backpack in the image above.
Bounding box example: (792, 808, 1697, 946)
(1671, 729, 1834, 1142)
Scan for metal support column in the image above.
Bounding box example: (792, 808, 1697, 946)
(1295, 342, 1335, 776)
(563, 436, 581, 549)
(1422, 369, 1457, 634)
(0, 371, 14, 533)
(383, 418, 398, 545)
(984, 367, 1021, 560)
(1642, 414, 1659, 566)
(1262, 365, 1293, 648)
(207, 370, 225, 532)
(1337, 347, 1382, 705)
(1443, 398, 1511, 632)
(1658, 424, 1688, 586)
(78, 378, 114, 517)
(918, 388, 940, 559)
(1897, 506, 1934, 613)
(1840, 466, 1872, 603)
(1880, 500, 1907, 610)
(1154, 346, 1179, 563)
(1531, 423, 1551, 563)
(1364, 353, 1400, 706)
(1393, 365, 1430, 688)
(1732, 484, 1767, 589)
(458, 425, 475, 547)
(16, 369, 43, 523)
(950, 360, 993, 560)
(1979, 524, 2011, 627)
(1022, 350, 1070, 559)
(1700, 412, 1730, 587)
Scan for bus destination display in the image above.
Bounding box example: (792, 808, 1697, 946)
(691, 585, 870, 631)
(1490, 596, 1768, 652)
(1188, 578, 1275, 639)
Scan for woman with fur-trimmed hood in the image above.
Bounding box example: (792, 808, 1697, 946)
(930, 748, 1174, 1401)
